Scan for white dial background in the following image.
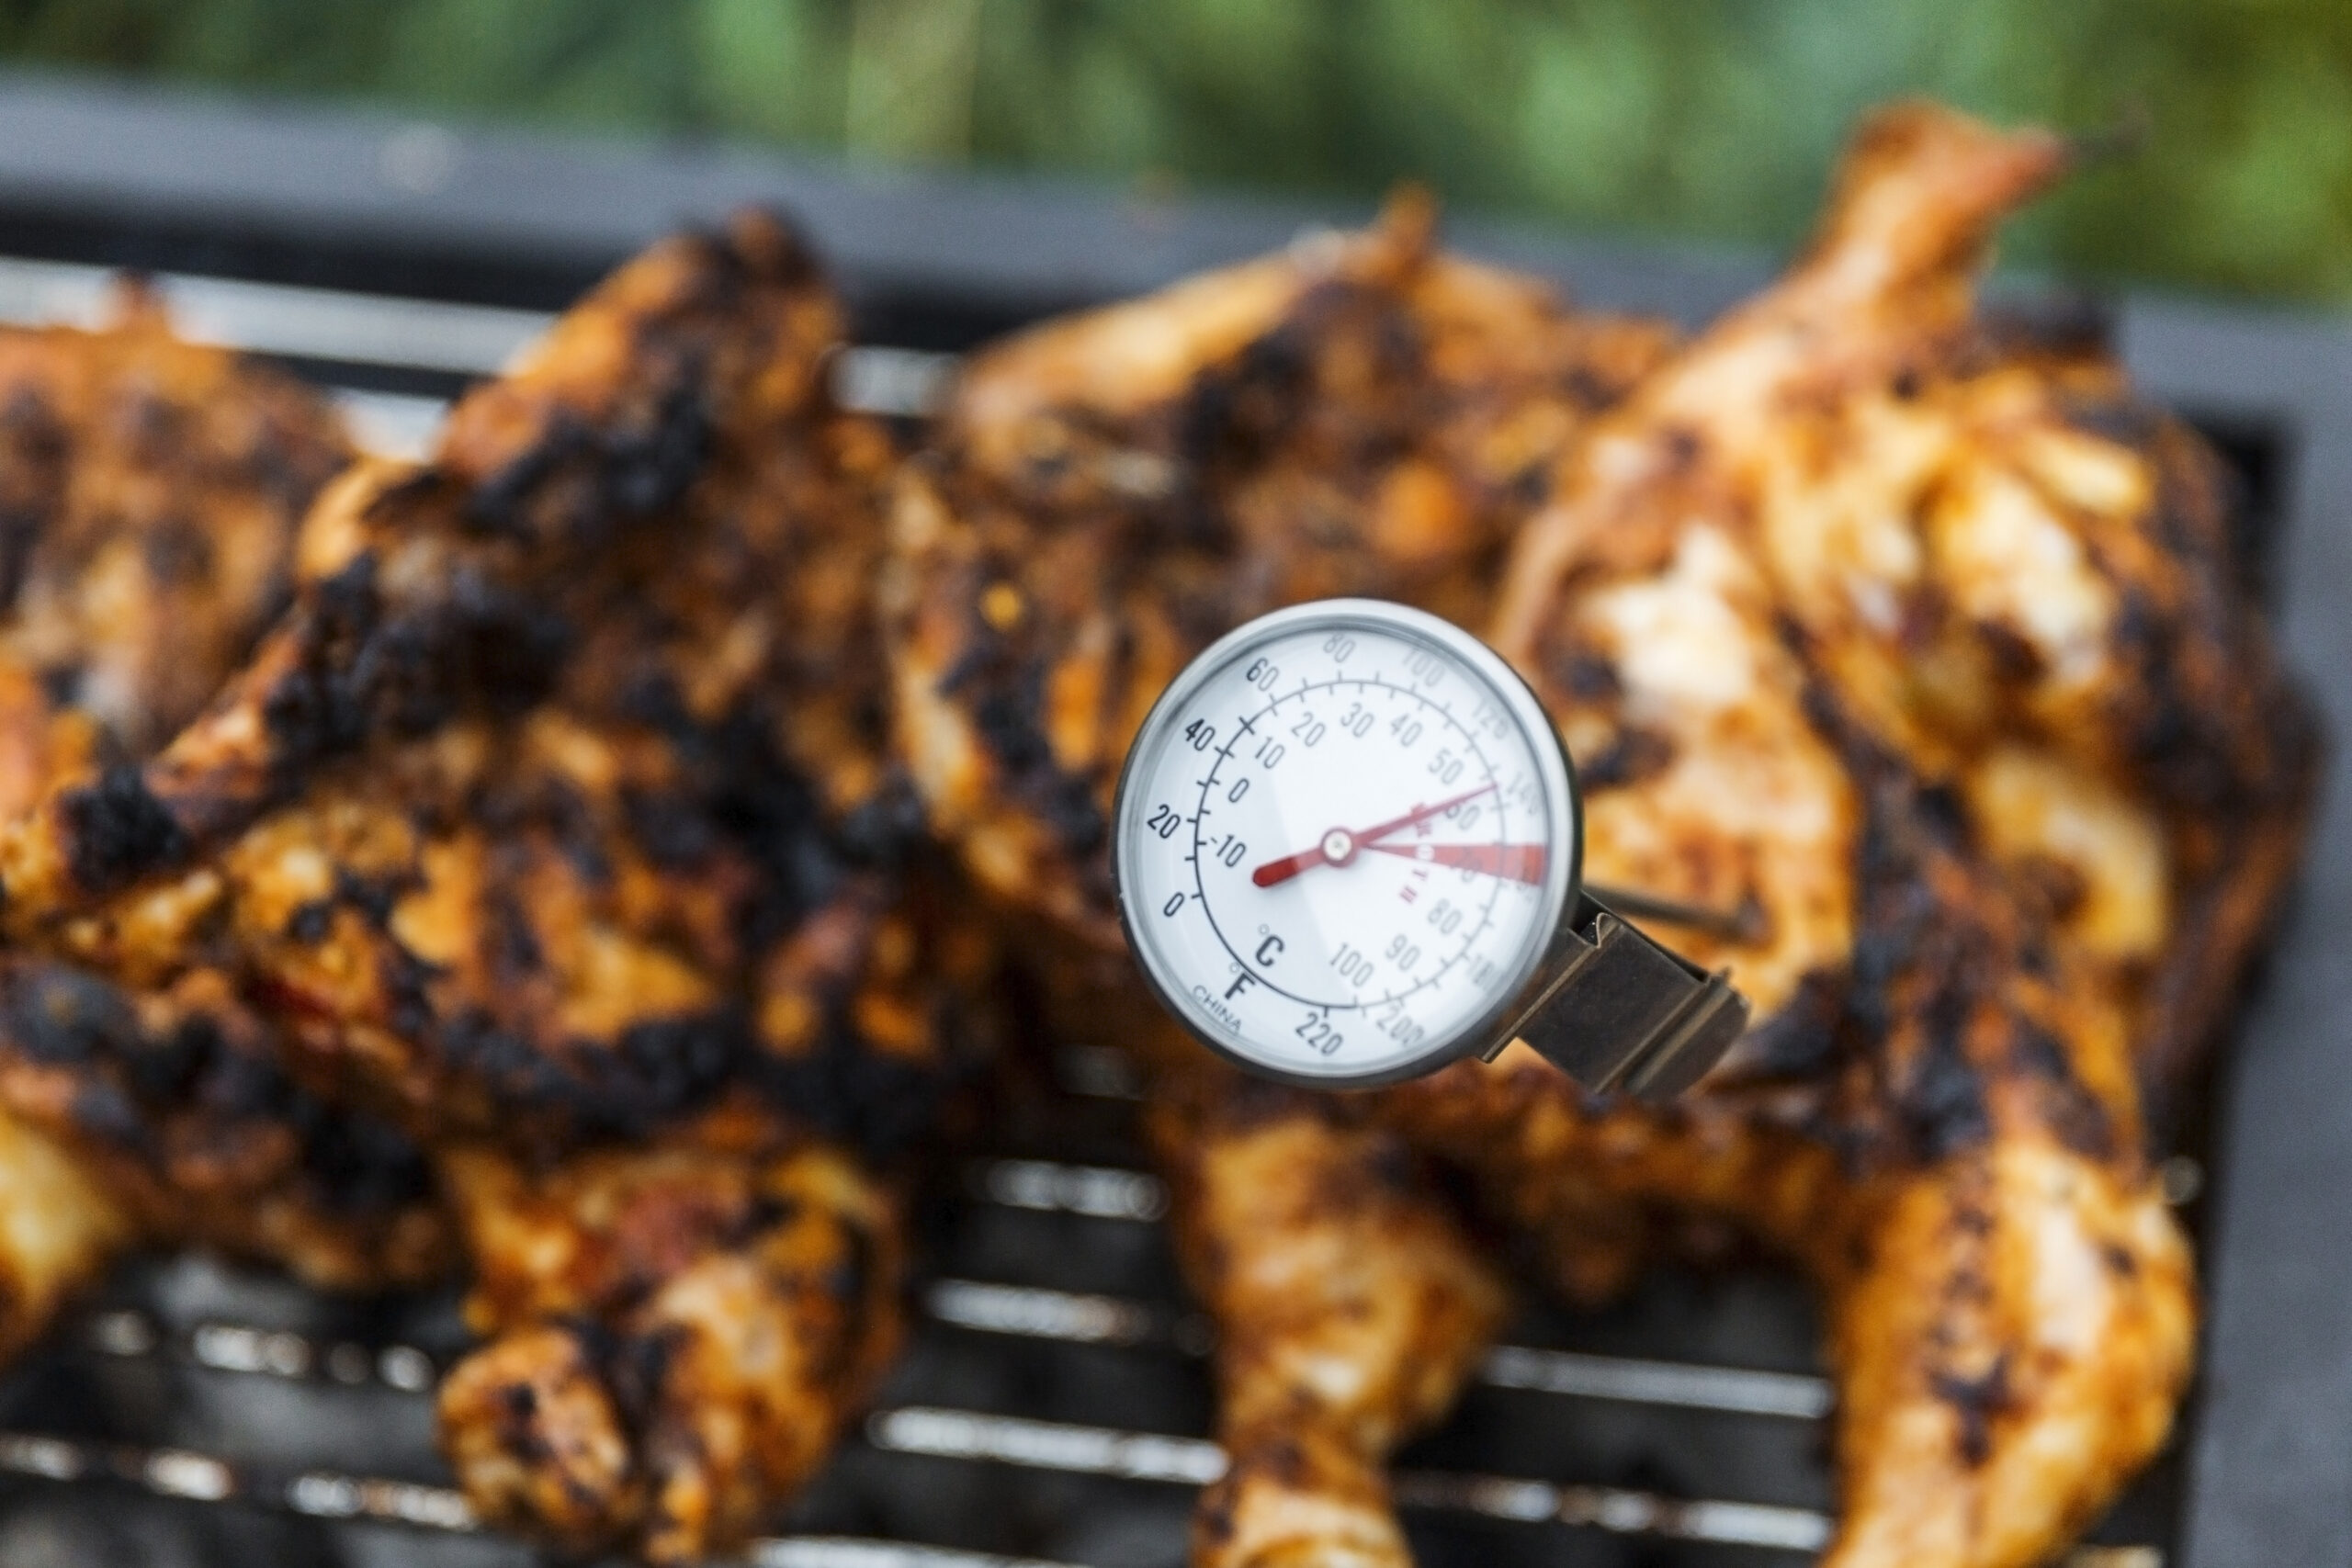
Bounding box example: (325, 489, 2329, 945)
(1117, 607, 1572, 1081)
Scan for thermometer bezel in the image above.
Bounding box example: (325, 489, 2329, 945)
(1111, 598, 1586, 1089)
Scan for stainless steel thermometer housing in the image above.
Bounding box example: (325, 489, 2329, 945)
(1112, 599, 1747, 1095)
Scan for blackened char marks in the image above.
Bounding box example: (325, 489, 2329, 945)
(467, 384, 712, 550)
(1732, 968, 1848, 1079)
(260, 553, 572, 773)
(624, 787, 722, 871)
(757, 1024, 953, 1164)
(965, 657, 1108, 863)
(1815, 691, 2001, 1163)
(1930, 1354, 2012, 1468)
(598, 1320, 689, 1435)
(460, 210, 817, 552)
(1178, 293, 1321, 471)
(831, 772, 928, 869)
(0, 958, 435, 1216)
(1842, 807, 1995, 1162)
(1579, 727, 1674, 791)
(1901, 977, 1990, 1163)
(434, 1007, 752, 1143)
(56, 764, 188, 895)
(68, 1080, 144, 1145)
(2009, 1019, 2114, 1160)
(0, 961, 141, 1067)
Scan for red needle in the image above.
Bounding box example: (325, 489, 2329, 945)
(1250, 782, 1497, 887)
(1364, 841, 1549, 884)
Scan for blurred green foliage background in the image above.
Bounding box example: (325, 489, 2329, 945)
(0, 0, 2346, 303)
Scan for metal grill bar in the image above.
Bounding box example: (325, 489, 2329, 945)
(0, 254, 546, 373)
(0, 1428, 1064, 1563)
(753, 1543, 1082, 1568)
(865, 1405, 1841, 1549)
(922, 1278, 1836, 1417)
(72, 1280, 1834, 1423)
(0, 253, 955, 461)
(0, 1418, 2165, 1565)
(1480, 1343, 1831, 1420)
(967, 1158, 1170, 1222)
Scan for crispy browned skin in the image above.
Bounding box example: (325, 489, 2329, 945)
(885, 196, 1675, 950)
(0, 309, 444, 1331)
(2, 216, 974, 1155)
(0, 218, 979, 1561)
(0, 213, 856, 929)
(1149, 1078, 1506, 1568)
(0, 288, 350, 755)
(0, 959, 447, 1290)
(0, 1104, 130, 1362)
(436, 1105, 902, 1563)
(1372, 102, 2315, 1568)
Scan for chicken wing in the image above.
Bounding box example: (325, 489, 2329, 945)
(0, 212, 862, 933)
(0, 214, 972, 1148)
(435, 1102, 901, 1563)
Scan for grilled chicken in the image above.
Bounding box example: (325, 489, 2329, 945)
(1376, 102, 2314, 1568)
(888, 203, 1671, 1560)
(889, 107, 2309, 1568)
(435, 1102, 902, 1562)
(0, 104, 2302, 1568)
(0, 216, 984, 1561)
(1148, 1076, 1506, 1568)
(0, 304, 446, 1347)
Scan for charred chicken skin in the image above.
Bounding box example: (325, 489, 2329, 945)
(0, 285, 351, 757)
(0, 301, 447, 1353)
(436, 1100, 902, 1563)
(888, 202, 1673, 1562)
(1382, 102, 2314, 1568)
(0, 217, 976, 1562)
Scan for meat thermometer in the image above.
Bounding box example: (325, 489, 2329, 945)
(1112, 599, 1748, 1094)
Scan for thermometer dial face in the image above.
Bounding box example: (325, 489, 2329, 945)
(1114, 600, 1579, 1087)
